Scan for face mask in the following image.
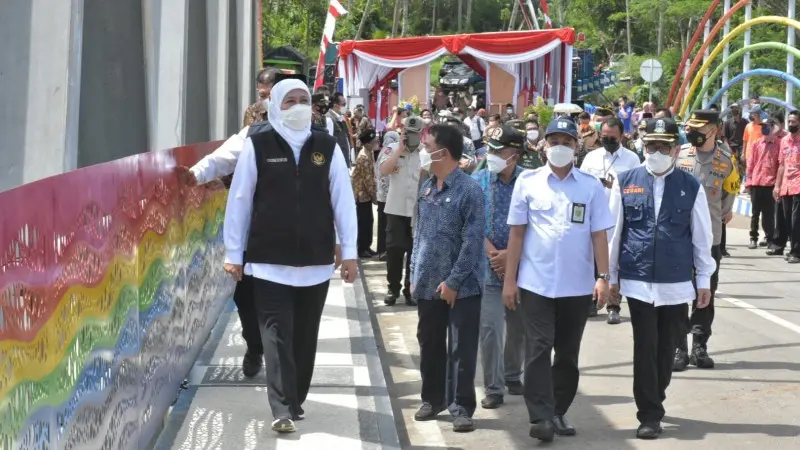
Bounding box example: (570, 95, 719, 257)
(761, 126, 771, 136)
(601, 137, 619, 152)
(789, 124, 800, 134)
(686, 129, 708, 147)
(546, 145, 575, 168)
(422, 118, 432, 126)
(527, 130, 539, 142)
(506, 108, 514, 114)
(282, 104, 312, 130)
(486, 154, 512, 173)
(419, 148, 445, 171)
(262, 98, 269, 110)
(645, 151, 674, 174)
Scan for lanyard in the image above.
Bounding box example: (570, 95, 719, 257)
(603, 152, 620, 178)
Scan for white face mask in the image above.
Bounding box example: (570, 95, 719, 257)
(422, 117, 432, 126)
(281, 104, 312, 130)
(527, 130, 539, 142)
(262, 98, 269, 110)
(507, 108, 514, 114)
(645, 151, 674, 174)
(486, 154, 512, 173)
(546, 145, 575, 168)
(419, 148, 445, 171)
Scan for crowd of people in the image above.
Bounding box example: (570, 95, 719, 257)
(178, 67, 800, 442)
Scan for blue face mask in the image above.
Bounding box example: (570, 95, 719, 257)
(761, 126, 771, 136)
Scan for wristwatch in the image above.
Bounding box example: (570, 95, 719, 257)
(597, 273, 611, 281)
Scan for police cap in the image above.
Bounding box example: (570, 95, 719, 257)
(642, 117, 679, 143)
(487, 124, 525, 151)
(544, 117, 579, 140)
(686, 109, 720, 128)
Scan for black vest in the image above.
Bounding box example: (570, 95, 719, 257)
(327, 112, 352, 167)
(245, 127, 337, 266)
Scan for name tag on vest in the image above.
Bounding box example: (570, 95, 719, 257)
(266, 157, 288, 163)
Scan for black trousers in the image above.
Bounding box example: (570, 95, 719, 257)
(417, 295, 481, 417)
(356, 201, 374, 253)
(377, 201, 387, 253)
(252, 278, 329, 420)
(750, 186, 775, 243)
(233, 275, 262, 354)
(629, 298, 688, 424)
(385, 213, 413, 295)
(519, 289, 592, 423)
(773, 194, 800, 256)
(720, 223, 727, 253)
(687, 245, 722, 346)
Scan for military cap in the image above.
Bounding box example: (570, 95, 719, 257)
(594, 107, 614, 117)
(545, 116, 579, 140)
(359, 128, 377, 144)
(312, 93, 329, 106)
(505, 119, 526, 131)
(686, 109, 720, 128)
(487, 124, 525, 151)
(642, 117, 679, 143)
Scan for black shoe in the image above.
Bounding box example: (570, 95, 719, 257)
(588, 301, 598, 318)
(789, 255, 800, 264)
(748, 239, 758, 249)
(506, 380, 524, 396)
(413, 402, 445, 421)
(384, 292, 398, 306)
(242, 349, 263, 378)
(721, 249, 731, 257)
(378, 252, 387, 261)
(452, 414, 475, 432)
(480, 394, 504, 409)
(529, 420, 555, 442)
(759, 240, 769, 247)
(358, 250, 373, 258)
(766, 248, 785, 256)
(636, 422, 663, 440)
(402, 288, 416, 306)
(673, 348, 689, 372)
(607, 309, 621, 324)
(690, 344, 715, 369)
(552, 415, 577, 436)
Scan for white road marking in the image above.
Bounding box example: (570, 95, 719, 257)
(717, 293, 800, 335)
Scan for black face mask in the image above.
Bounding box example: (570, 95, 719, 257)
(687, 129, 708, 147)
(601, 137, 619, 152)
(789, 124, 800, 134)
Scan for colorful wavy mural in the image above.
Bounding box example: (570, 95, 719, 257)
(0, 142, 235, 450)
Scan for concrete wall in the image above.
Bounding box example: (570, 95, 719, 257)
(0, 0, 258, 192)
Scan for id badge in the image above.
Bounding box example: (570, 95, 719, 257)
(571, 203, 586, 224)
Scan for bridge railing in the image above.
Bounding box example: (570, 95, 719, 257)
(0, 142, 233, 450)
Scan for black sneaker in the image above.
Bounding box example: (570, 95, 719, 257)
(588, 301, 598, 318)
(758, 240, 769, 247)
(673, 348, 689, 372)
(788, 255, 800, 264)
(271, 417, 296, 433)
(242, 349, 263, 378)
(506, 380, 524, 395)
(480, 394, 504, 409)
(766, 248, 785, 256)
(414, 403, 445, 421)
(721, 249, 731, 257)
(607, 309, 621, 324)
(452, 414, 475, 432)
(384, 292, 399, 306)
(689, 345, 715, 369)
(403, 288, 417, 306)
(748, 239, 758, 249)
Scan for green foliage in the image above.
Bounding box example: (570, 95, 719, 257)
(527, 98, 555, 128)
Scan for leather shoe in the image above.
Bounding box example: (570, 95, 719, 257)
(242, 349, 263, 378)
(552, 415, 576, 436)
(636, 422, 663, 439)
(529, 420, 555, 442)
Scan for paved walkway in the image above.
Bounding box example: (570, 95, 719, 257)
(361, 222, 800, 449)
(154, 275, 400, 450)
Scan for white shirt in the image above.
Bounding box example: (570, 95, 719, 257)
(224, 138, 358, 287)
(579, 146, 642, 241)
(325, 117, 335, 137)
(608, 166, 716, 306)
(190, 127, 249, 185)
(464, 116, 484, 141)
(507, 165, 615, 298)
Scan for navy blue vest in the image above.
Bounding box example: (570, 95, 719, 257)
(617, 166, 700, 283)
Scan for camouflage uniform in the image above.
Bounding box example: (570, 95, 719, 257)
(243, 100, 267, 127)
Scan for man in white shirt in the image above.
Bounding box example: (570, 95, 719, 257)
(608, 118, 714, 440)
(464, 106, 485, 150)
(579, 117, 642, 324)
(502, 117, 615, 443)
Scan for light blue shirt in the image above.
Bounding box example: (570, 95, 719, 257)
(507, 165, 615, 298)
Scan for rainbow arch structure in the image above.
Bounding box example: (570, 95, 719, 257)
(679, 15, 800, 117)
(0, 142, 235, 450)
(703, 69, 800, 111)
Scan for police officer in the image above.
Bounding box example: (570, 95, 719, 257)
(378, 117, 423, 306)
(503, 117, 615, 442)
(674, 109, 740, 371)
(609, 118, 716, 439)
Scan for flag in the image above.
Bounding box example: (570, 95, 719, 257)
(540, 0, 552, 28)
(314, 0, 348, 90)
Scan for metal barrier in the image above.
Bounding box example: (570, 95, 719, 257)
(0, 142, 234, 450)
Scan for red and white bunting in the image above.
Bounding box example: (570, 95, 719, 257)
(540, 0, 552, 28)
(314, 0, 348, 89)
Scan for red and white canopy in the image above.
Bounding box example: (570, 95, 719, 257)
(338, 28, 576, 105)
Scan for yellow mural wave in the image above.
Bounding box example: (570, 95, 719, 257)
(0, 192, 226, 399)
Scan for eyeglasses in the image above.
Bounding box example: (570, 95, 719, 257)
(644, 144, 673, 155)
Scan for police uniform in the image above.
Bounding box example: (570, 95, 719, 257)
(674, 110, 740, 370)
(377, 140, 421, 305)
(609, 118, 716, 439)
(506, 119, 543, 170)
